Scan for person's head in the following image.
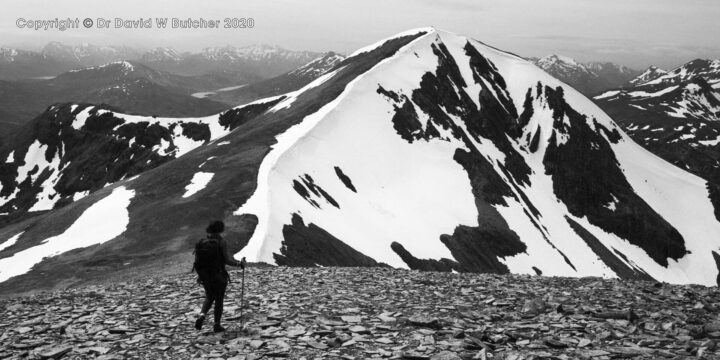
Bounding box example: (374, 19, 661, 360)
(206, 220, 225, 234)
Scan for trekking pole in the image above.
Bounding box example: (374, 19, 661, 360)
(240, 257, 246, 327)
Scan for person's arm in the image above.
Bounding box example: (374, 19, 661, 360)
(220, 238, 244, 268)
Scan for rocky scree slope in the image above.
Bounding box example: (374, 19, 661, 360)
(0, 267, 720, 359)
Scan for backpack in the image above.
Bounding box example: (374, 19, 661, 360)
(193, 237, 224, 275)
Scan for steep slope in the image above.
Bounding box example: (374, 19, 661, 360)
(2, 29, 720, 293)
(204, 52, 346, 105)
(235, 30, 719, 286)
(594, 59, 720, 184)
(533, 55, 639, 96)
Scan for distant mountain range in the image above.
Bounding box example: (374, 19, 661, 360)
(0, 42, 322, 81)
(532, 54, 640, 96)
(140, 45, 320, 79)
(594, 59, 720, 184)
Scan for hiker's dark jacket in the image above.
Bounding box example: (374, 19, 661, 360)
(211, 233, 242, 268)
(197, 233, 242, 282)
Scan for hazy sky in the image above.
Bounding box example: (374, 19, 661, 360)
(1, 0, 718, 69)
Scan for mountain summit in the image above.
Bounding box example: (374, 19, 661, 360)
(1, 28, 720, 293)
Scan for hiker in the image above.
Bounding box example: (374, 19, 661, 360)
(193, 220, 246, 333)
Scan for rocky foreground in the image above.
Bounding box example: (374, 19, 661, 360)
(0, 267, 719, 359)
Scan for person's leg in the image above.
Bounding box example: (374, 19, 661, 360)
(201, 296, 214, 314)
(196, 277, 216, 330)
(213, 279, 228, 332)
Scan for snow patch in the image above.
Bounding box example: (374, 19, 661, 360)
(73, 191, 90, 201)
(627, 86, 678, 98)
(0, 187, 135, 283)
(183, 172, 214, 198)
(699, 136, 720, 146)
(594, 90, 620, 100)
(0, 232, 23, 253)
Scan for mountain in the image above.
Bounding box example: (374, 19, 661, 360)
(203, 52, 346, 105)
(2, 28, 720, 294)
(140, 47, 183, 63)
(0, 61, 230, 139)
(533, 54, 640, 95)
(594, 59, 720, 184)
(628, 65, 667, 86)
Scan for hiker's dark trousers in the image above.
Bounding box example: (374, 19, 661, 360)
(200, 272, 228, 324)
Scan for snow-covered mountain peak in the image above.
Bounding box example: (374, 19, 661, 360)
(234, 28, 719, 285)
(538, 54, 581, 68)
(141, 47, 182, 62)
(629, 65, 667, 86)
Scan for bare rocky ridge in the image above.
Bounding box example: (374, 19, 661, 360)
(0, 267, 719, 359)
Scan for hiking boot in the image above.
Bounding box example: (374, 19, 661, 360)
(194, 314, 206, 330)
(213, 324, 226, 333)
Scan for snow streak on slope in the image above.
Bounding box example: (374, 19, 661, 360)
(0, 186, 134, 283)
(183, 172, 214, 198)
(0, 232, 23, 253)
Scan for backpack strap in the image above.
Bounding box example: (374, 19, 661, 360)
(190, 237, 206, 273)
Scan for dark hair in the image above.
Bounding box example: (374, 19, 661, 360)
(206, 220, 225, 234)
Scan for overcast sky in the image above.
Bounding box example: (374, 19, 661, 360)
(1, 0, 718, 69)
